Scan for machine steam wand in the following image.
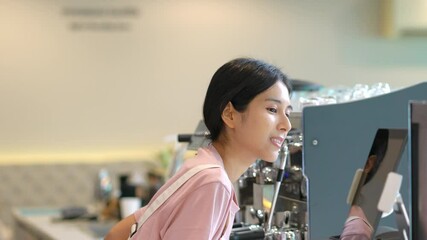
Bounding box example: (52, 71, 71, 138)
(265, 144, 289, 233)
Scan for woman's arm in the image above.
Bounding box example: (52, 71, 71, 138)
(105, 215, 135, 240)
(340, 205, 373, 240)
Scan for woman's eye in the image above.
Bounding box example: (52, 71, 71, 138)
(267, 107, 277, 113)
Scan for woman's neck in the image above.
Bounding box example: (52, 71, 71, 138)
(212, 140, 256, 182)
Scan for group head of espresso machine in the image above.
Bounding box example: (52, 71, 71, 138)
(231, 128, 308, 240)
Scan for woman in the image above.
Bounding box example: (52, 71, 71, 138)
(106, 58, 371, 240)
(106, 58, 292, 240)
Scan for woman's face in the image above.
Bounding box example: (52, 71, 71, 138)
(233, 81, 292, 162)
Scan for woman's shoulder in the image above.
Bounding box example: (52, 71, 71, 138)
(165, 146, 232, 192)
(183, 160, 231, 191)
(193, 166, 229, 185)
(180, 146, 224, 169)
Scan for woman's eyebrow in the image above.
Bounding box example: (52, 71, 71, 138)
(265, 98, 293, 110)
(265, 98, 282, 104)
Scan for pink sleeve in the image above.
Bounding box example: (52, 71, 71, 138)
(161, 182, 231, 240)
(340, 218, 372, 240)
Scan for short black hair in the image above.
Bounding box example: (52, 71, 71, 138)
(203, 58, 292, 141)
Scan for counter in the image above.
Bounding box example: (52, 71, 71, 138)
(13, 208, 117, 240)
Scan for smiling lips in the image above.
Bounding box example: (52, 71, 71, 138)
(270, 137, 284, 148)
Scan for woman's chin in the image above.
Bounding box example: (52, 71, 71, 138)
(262, 153, 280, 162)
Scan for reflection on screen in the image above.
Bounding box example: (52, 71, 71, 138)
(352, 129, 407, 236)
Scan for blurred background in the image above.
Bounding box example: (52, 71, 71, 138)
(0, 0, 426, 239)
(1, 0, 427, 163)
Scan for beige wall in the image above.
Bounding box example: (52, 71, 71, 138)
(1, 0, 426, 163)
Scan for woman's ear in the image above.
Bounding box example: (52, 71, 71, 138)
(221, 102, 236, 129)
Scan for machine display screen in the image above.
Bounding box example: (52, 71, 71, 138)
(351, 128, 407, 237)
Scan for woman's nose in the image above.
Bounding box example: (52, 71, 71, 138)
(279, 114, 292, 133)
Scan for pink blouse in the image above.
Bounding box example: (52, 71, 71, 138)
(132, 145, 239, 240)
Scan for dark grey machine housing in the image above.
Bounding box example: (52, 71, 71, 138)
(303, 82, 427, 239)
